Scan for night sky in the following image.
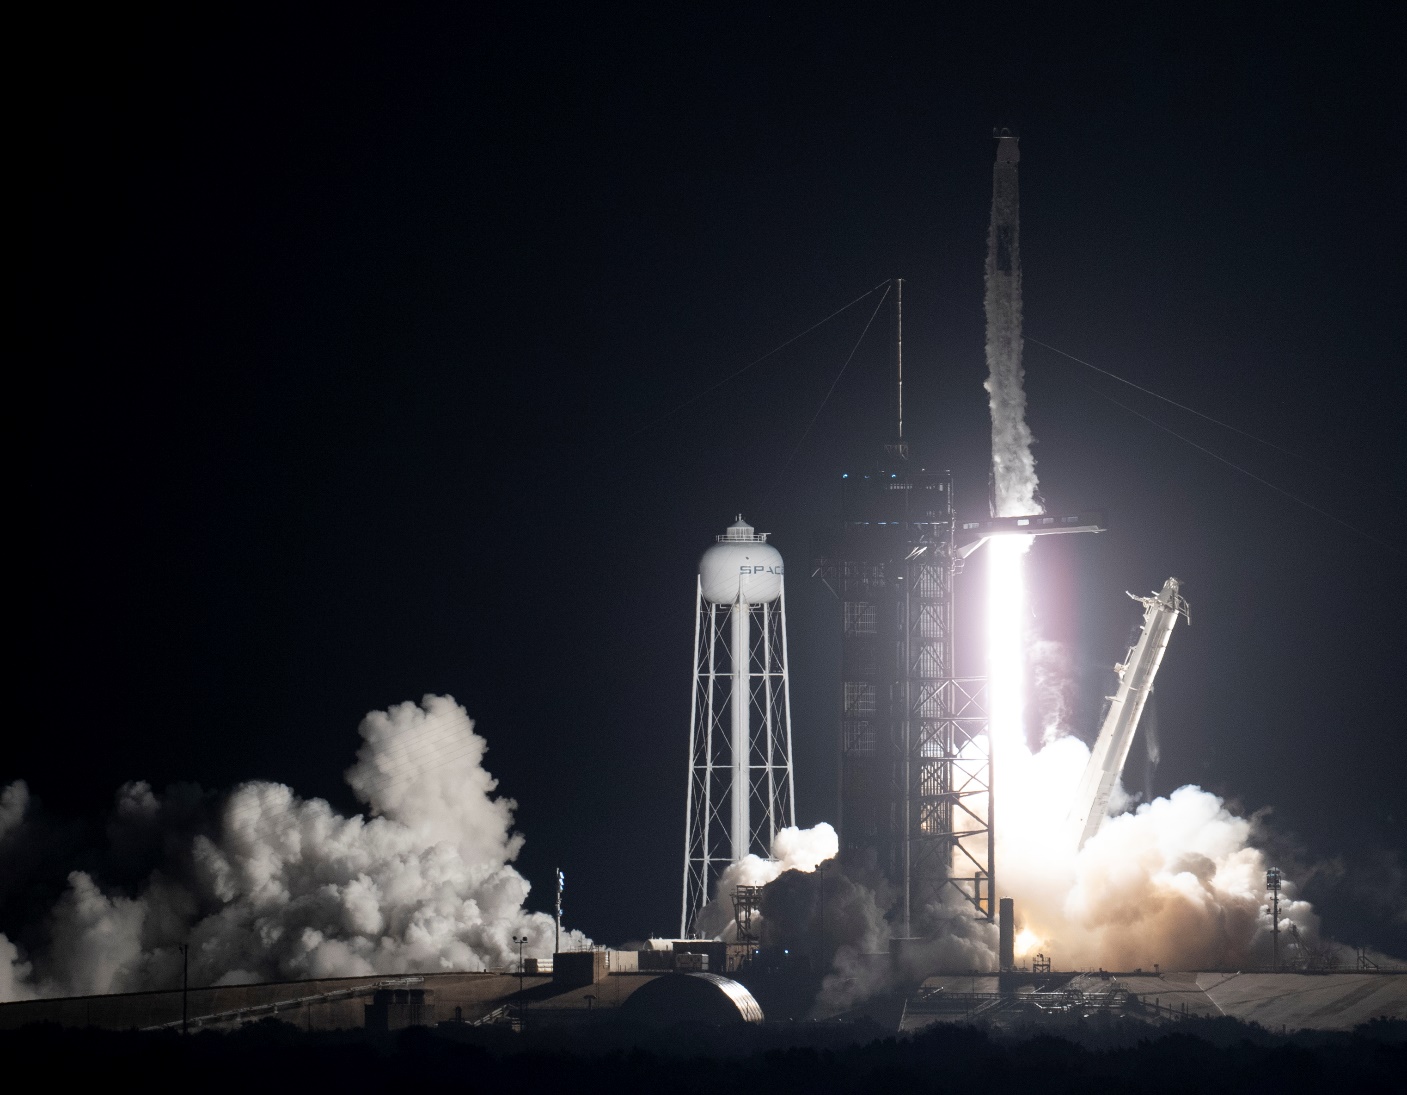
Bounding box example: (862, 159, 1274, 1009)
(23, 5, 1406, 955)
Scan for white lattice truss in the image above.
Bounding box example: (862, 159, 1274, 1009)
(681, 578, 796, 936)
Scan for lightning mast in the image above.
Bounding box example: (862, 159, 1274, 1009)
(814, 282, 993, 932)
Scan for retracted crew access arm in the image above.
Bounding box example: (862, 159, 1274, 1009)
(1067, 578, 1190, 850)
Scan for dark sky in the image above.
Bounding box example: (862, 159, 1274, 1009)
(22, 4, 1406, 953)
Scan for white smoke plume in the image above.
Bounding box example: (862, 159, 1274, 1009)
(0, 695, 587, 1001)
(1029, 638, 1077, 748)
(695, 822, 838, 939)
(0, 933, 35, 1002)
(812, 890, 1000, 1017)
(997, 732, 1321, 969)
(0, 781, 27, 843)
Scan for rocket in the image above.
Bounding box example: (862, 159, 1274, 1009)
(988, 127, 1021, 280)
(984, 127, 1038, 517)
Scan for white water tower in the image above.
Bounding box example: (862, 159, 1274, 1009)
(681, 515, 796, 936)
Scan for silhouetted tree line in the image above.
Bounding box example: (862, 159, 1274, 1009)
(9, 1014, 1403, 1092)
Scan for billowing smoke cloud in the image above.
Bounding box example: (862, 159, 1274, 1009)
(693, 823, 838, 939)
(747, 857, 997, 1017)
(816, 891, 996, 1016)
(998, 729, 1323, 969)
(0, 781, 26, 843)
(0, 695, 587, 1001)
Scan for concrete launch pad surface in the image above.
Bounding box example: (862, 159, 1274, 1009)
(1195, 972, 1407, 1030)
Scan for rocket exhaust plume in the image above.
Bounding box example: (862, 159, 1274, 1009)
(974, 132, 1345, 975)
(0, 696, 589, 1000)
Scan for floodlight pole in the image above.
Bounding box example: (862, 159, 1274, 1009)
(513, 934, 528, 1028)
(179, 943, 189, 1034)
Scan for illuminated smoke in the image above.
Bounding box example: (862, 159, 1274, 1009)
(0, 696, 587, 1001)
(694, 823, 838, 939)
(986, 559, 1327, 968)
(999, 732, 1323, 968)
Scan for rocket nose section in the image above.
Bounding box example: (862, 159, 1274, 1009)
(993, 126, 1020, 163)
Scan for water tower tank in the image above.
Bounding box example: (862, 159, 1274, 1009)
(699, 516, 784, 604)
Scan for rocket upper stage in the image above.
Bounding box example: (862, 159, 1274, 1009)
(987, 133, 1021, 279)
(984, 128, 1037, 517)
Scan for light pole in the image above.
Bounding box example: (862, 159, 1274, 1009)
(178, 943, 189, 1034)
(512, 935, 528, 1029)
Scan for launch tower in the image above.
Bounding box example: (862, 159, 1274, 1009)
(814, 465, 994, 931)
(813, 280, 994, 932)
(813, 135, 1106, 939)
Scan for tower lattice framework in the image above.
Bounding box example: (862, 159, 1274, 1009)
(681, 573, 796, 936)
(814, 466, 993, 932)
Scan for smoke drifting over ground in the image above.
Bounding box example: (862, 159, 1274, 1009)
(695, 823, 839, 939)
(997, 722, 1324, 970)
(0, 696, 586, 1002)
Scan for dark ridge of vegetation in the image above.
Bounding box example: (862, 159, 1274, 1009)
(20, 1016, 1405, 1093)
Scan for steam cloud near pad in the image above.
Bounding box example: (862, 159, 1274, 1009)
(694, 822, 839, 940)
(0, 696, 587, 1002)
(994, 714, 1330, 970)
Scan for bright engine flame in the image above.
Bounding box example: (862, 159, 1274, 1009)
(985, 532, 1081, 923)
(986, 534, 1032, 769)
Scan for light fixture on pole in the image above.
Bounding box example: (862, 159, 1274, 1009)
(512, 934, 528, 1028)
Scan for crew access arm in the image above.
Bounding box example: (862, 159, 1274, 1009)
(1068, 578, 1191, 849)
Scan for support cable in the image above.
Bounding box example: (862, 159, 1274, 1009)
(1068, 376, 1389, 548)
(623, 280, 892, 443)
(760, 283, 892, 508)
(1025, 337, 1307, 461)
